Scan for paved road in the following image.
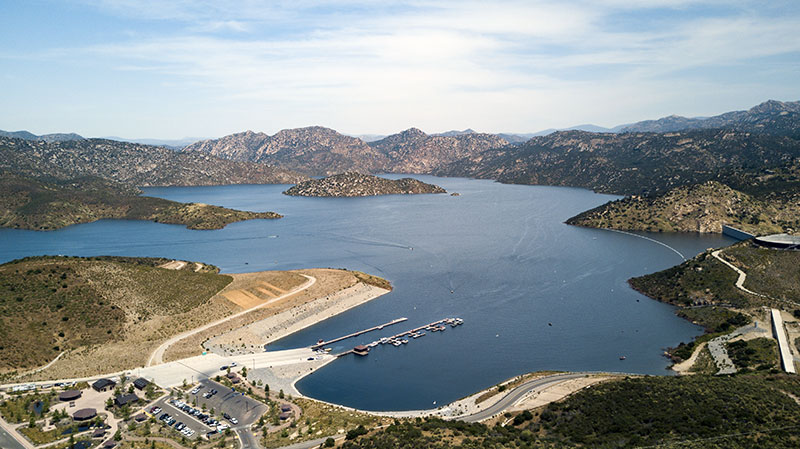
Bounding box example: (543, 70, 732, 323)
(275, 435, 343, 449)
(0, 424, 27, 449)
(237, 428, 262, 449)
(147, 275, 316, 366)
(460, 373, 589, 422)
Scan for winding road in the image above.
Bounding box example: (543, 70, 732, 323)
(460, 373, 590, 422)
(147, 274, 316, 366)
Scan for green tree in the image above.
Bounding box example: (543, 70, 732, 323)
(324, 437, 335, 447)
(278, 389, 284, 399)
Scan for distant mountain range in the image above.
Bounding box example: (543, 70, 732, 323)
(0, 137, 306, 187)
(102, 136, 204, 149)
(619, 99, 800, 135)
(438, 127, 800, 195)
(5, 99, 800, 199)
(0, 129, 84, 142)
(183, 126, 508, 176)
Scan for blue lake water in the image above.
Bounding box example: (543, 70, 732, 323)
(0, 175, 734, 411)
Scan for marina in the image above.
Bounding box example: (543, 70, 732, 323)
(337, 318, 464, 357)
(311, 317, 408, 350)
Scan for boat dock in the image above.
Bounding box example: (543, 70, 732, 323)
(337, 317, 463, 357)
(311, 317, 408, 350)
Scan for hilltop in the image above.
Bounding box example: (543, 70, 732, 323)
(283, 172, 446, 197)
(183, 126, 507, 175)
(0, 174, 282, 230)
(620, 99, 800, 135)
(183, 126, 389, 175)
(0, 255, 231, 374)
(0, 129, 84, 142)
(370, 127, 508, 174)
(0, 136, 306, 187)
(337, 374, 800, 449)
(566, 181, 800, 234)
(439, 128, 800, 196)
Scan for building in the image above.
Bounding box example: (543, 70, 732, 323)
(353, 344, 370, 356)
(114, 393, 139, 407)
(280, 404, 292, 412)
(132, 378, 150, 390)
(755, 234, 800, 249)
(73, 408, 97, 421)
(91, 379, 116, 392)
(58, 390, 82, 401)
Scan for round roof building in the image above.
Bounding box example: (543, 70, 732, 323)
(755, 234, 800, 249)
(58, 390, 82, 401)
(73, 408, 97, 421)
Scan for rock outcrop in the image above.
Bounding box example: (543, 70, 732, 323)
(283, 172, 446, 197)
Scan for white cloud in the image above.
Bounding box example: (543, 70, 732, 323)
(5, 0, 800, 137)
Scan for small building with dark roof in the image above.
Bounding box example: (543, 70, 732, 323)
(134, 413, 147, 422)
(280, 404, 292, 412)
(114, 393, 139, 407)
(353, 345, 369, 356)
(279, 412, 292, 420)
(132, 378, 150, 390)
(225, 372, 237, 379)
(73, 408, 97, 421)
(58, 390, 82, 401)
(102, 439, 117, 448)
(91, 379, 116, 392)
(92, 429, 106, 439)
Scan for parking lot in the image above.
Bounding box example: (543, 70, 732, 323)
(150, 397, 205, 440)
(194, 379, 266, 426)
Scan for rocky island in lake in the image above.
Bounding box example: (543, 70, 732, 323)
(283, 172, 447, 197)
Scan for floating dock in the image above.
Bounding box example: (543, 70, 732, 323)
(311, 317, 407, 350)
(337, 317, 463, 357)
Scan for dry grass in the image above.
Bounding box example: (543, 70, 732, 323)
(163, 269, 360, 362)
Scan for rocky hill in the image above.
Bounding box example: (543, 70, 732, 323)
(0, 136, 306, 187)
(369, 128, 508, 173)
(620, 99, 800, 136)
(566, 181, 799, 234)
(0, 255, 231, 373)
(183, 126, 389, 175)
(184, 126, 508, 175)
(283, 172, 446, 197)
(439, 128, 800, 195)
(0, 129, 85, 142)
(0, 175, 282, 230)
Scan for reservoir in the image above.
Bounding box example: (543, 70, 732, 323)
(0, 176, 734, 411)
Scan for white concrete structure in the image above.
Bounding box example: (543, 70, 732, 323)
(771, 309, 797, 374)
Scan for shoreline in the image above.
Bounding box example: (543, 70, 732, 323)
(204, 281, 391, 357)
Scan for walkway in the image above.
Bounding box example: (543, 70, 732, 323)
(147, 275, 316, 366)
(710, 250, 766, 298)
(771, 309, 797, 374)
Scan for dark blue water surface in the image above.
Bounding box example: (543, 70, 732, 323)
(0, 176, 734, 411)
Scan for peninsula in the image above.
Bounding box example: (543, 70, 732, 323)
(283, 172, 446, 197)
(0, 255, 391, 380)
(0, 175, 281, 230)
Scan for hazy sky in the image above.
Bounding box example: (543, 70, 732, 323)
(2, 0, 799, 138)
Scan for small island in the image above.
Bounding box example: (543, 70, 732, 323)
(283, 172, 447, 197)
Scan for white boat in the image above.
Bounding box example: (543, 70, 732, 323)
(392, 341, 402, 347)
